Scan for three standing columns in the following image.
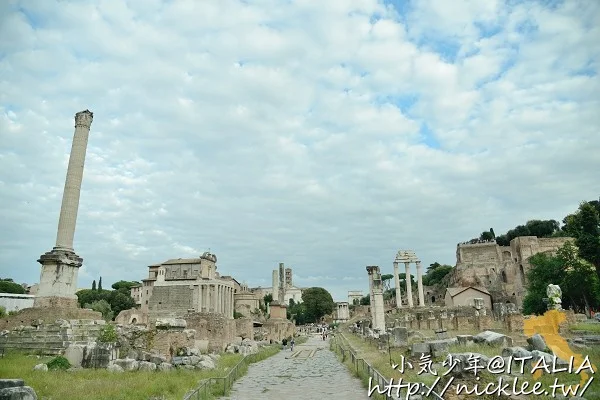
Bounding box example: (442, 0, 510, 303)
(394, 250, 426, 308)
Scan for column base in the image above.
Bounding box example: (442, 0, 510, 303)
(33, 296, 79, 309)
(34, 248, 82, 308)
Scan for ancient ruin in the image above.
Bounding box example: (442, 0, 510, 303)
(35, 110, 94, 309)
(366, 266, 385, 332)
(394, 250, 426, 307)
(445, 236, 572, 307)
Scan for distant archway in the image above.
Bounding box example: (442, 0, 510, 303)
(501, 271, 507, 283)
(131, 317, 137, 324)
(431, 296, 436, 303)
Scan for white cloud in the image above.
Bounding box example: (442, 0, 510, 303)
(0, 0, 598, 303)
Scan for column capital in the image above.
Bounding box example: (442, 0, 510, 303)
(75, 109, 93, 128)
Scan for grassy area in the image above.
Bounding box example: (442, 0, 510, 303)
(0, 345, 280, 400)
(334, 326, 600, 400)
(570, 322, 600, 333)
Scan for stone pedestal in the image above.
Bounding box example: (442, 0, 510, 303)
(34, 249, 82, 308)
(475, 315, 493, 330)
(504, 314, 524, 332)
(453, 316, 468, 330)
(269, 302, 287, 320)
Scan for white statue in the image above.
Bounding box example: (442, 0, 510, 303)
(546, 284, 562, 310)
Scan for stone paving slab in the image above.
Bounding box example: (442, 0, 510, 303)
(221, 335, 370, 400)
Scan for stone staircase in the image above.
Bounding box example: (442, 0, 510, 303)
(0, 319, 106, 355)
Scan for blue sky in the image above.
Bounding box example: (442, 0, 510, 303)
(0, 0, 599, 302)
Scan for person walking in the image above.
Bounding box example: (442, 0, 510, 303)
(290, 337, 295, 351)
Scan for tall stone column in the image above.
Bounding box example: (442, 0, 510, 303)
(416, 260, 425, 307)
(404, 262, 414, 308)
(393, 262, 402, 308)
(34, 110, 93, 309)
(367, 266, 385, 333)
(272, 270, 279, 302)
(367, 268, 375, 308)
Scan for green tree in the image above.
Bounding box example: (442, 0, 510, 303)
(557, 241, 600, 311)
(398, 273, 416, 287)
(301, 287, 334, 323)
(92, 280, 97, 291)
(84, 299, 113, 321)
(0, 279, 26, 294)
(108, 290, 136, 317)
(381, 274, 394, 291)
(111, 280, 140, 292)
(522, 253, 565, 315)
(287, 301, 308, 325)
(480, 231, 494, 241)
(359, 295, 370, 305)
(522, 241, 600, 315)
(98, 277, 103, 291)
(560, 201, 600, 278)
(422, 264, 453, 286)
(263, 293, 273, 306)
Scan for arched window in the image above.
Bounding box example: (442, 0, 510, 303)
(431, 296, 436, 303)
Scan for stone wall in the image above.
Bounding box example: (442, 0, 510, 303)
(183, 312, 236, 352)
(151, 330, 196, 359)
(259, 318, 295, 342)
(235, 318, 253, 339)
(115, 308, 148, 325)
(447, 236, 573, 307)
(0, 307, 102, 331)
(0, 319, 106, 355)
(148, 286, 193, 319)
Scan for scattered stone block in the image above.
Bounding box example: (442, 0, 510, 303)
(112, 358, 139, 371)
(138, 361, 157, 371)
(456, 335, 473, 346)
(472, 331, 513, 347)
(64, 344, 86, 368)
(428, 338, 457, 357)
(158, 362, 173, 372)
(107, 364, 124, 373)
(501, 347, 532, 359)
(0, 380, 24, 390)
(0, 386, 38, 400)
(527, 334, 547, 351)
(33, 364, 48, 372)
(411, 343, 430, 357)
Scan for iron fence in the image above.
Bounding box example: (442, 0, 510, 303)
(182, 352, 260, 400)
(332, 332, 444, 400)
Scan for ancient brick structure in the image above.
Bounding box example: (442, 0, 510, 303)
(443, 236, 572, 308)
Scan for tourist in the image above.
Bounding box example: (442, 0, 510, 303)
(290, 337, 295, 351)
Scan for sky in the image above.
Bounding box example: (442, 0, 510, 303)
(0, 0, 599, 303)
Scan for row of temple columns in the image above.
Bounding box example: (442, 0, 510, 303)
(200, 283, 234, 317)
(393, 260, 426, 308)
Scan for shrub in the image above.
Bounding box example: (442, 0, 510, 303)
(233, 311, 244, 319)
(98, 324, 118, 343)
(0, 306, 6, 318)
(47, 356, 71, 370)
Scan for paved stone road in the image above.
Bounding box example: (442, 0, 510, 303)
(221, 335, 370, 400)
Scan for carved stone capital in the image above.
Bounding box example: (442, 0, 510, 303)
(38, 248, 83, 268)
(75, 109, 94, 128)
